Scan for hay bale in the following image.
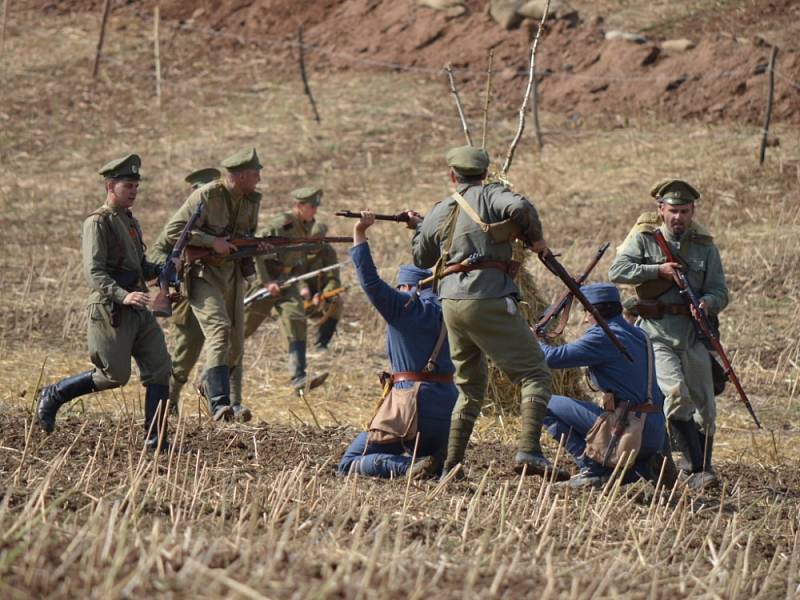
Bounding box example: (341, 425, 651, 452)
(484, 241, 586, 415)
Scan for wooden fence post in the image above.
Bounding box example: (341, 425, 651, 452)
(153, 4, 162, 107)
(759, 45, 779, 166)
(0, 0, 10, 56)
(92, 0, 112, 80)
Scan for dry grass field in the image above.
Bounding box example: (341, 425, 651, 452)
(1, 1, 799, 598)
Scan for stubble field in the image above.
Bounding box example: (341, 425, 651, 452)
(1, 1, 799, 598)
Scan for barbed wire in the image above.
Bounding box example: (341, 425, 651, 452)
(774, 69, 800, 91)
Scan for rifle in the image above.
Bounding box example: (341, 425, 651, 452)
(537, 249, 634, 363)
(652, 229, 761, 429)
(184, 236, 352, 264)
(151, 203, 203, 317)
(243, 261, 349, 306)
(335, 210, 415, 222)
(534, 242, 610, 340)
(304, 286, 348, 311)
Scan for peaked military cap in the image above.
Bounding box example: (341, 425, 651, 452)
(446, 145, 490, 176)
(99, 154, 141, 180)
(291, 187, 323, 206)
(185, 167, 221, 189)
(650, 178, 700, 205)
(221, 147, 262, 172)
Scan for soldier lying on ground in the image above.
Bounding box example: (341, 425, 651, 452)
(338, 211, 457, 479)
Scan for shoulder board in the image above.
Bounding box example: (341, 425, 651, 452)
(201, 181, 227, 200)
(87, 205, 113, 222)
(689, 222, 714, 245)
(633, 212, 661, 235)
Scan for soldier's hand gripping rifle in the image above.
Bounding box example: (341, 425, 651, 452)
(243, 261, 349, 306)
(537, 248, 634, 363)
(534, 242, 610, 340)
(151, 203, 203, 317)
(184, 236, 353, 263)
(652, 229, 762, 429)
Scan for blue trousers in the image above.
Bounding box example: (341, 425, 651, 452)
(544, 395, 663, 480)
(338, 416, 450, 479)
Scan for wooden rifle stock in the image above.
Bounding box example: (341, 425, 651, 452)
(538, 249, 634, 362)
(534, 242, 610, 339)
(304, 286, 347, 311)
(652, 230, 761, 429)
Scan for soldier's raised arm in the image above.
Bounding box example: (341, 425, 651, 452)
(608, 232, 661, 285)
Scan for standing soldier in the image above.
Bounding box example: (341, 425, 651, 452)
(235, 187, 331, 400)
(147, 168, 221, 417)
(37, 154, 173, 451)
(163, 148, 263, 421)
(609, 179, 729, 488)
(411, 146, 561, 479)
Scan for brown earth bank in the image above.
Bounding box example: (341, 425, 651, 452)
(33, 0, 800, 125)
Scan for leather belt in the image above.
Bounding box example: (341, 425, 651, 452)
(390, 371, 454, 384)
(663, 303, 690, 316)
(441, 259, 520, 279)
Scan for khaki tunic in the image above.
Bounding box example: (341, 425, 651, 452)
(164, 180, 261, 370)
(411, 183, 552, 425)
(608, 214, 729, 434)
(83, 203, 170, 389)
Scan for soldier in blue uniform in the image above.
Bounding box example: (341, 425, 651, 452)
(338, 212, 458, 478)
(540, 283, 668, 487)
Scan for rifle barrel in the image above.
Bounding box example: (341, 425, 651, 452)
(335, 210, 411, 222)
(538, 249, 634, 362)
(653, 230, 761, 429)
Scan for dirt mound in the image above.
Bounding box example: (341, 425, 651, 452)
(35, 0, 800, 124)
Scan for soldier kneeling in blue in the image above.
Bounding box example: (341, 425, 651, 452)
(338, 211, 458, 479)
(540, 283, 668, 488)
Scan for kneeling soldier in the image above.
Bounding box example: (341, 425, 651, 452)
(37, 155, 172, 450)
(540, 283, 668, 487)
(338, 212, 457, 478)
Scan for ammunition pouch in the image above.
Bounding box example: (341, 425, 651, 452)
(240, 257, 256, 281)
(634, 278, 674, 300)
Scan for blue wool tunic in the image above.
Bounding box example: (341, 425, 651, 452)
(338, 242, 458, 478)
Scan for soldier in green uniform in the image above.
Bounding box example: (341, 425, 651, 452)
(411, 146, 561, 479)
(147, 168, 225, 417)
(608, 179, 729, 488)
(37, 154, 173, 451)
(163, 148, 263, 421)
(234, 187, 331, 400)
(296, 190, 344, 350)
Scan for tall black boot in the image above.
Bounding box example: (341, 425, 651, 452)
(202, 365, 233, 421)
(288, 341, 308, 390)
(315, 318, 339, 350)
(669, 418, 704, 474)
(37, 371, 96, 433)
(144, 384, 170, 452)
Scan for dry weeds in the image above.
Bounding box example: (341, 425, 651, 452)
(1, 3, 799, 598)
